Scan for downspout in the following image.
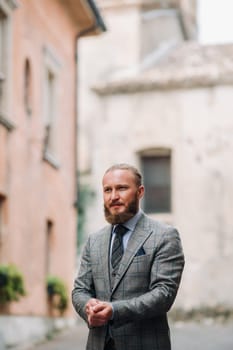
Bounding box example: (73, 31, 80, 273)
(73, 3, 106, 208)
(73, 26, 97, 210)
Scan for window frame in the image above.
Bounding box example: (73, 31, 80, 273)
(0, 1, 18, 130)
(42, 46, 61, 169)
(140, 148, 172, 215)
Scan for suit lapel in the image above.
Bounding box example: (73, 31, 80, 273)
(112, 214, 152, 292)
(99, 226, 112, 295)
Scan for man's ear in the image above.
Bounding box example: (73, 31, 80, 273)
(138, 185, 144, 199)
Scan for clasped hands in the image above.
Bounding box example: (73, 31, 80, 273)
(85, 298, 113, 327)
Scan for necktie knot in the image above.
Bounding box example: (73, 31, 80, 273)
(111, 225, 128, 271)
(114, 224, 128, 236)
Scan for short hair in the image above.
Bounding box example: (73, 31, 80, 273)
(104, 163, 142, 187)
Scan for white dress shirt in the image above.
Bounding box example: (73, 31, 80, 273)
(110, 209, 143, 255)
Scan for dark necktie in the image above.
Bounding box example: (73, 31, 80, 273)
(111, 224, 128, 270)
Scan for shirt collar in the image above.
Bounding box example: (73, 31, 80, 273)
(121, 208, 143, 232)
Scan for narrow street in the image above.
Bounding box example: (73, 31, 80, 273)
(171, 321, 233, 350)
(22, 320, 233, 350)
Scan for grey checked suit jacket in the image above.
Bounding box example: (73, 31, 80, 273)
(72, 213, 185, 350)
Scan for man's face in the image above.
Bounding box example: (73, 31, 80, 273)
(102, 169, 144, 224)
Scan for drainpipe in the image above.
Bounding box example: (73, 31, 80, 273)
(73, 1, 106, 208)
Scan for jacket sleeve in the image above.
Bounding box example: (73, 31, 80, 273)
(72, 236, 96, 324)
(111, 227, 185, 328)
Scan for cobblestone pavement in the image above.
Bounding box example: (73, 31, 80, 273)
(23, 320, 233, 350)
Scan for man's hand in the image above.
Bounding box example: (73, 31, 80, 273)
(85, 298, 113, 327)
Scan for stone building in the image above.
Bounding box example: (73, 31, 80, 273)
(0, 0, 105, 347)
(78, 0, 233, 315)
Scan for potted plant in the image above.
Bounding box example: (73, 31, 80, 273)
(46, 275, 68, 314)
(0, 264, 26, 308)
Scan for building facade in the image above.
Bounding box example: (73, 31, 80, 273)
(78, 0, 233, 315)
(0, 0, 105, 347)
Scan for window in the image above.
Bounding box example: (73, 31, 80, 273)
(24, 59, 32, 116)
(43, 46, 61, 168)
(141, 152, 171, 214)
(0, 194, 6, 244)
(45, 220, 53, 275)
(0, 1, 18, 129)
(0, 9, 6, 111)
(44, 70, 56, 153)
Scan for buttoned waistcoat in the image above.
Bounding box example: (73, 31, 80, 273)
(72, 213, 185, 350)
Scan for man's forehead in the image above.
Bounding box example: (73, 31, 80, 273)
(103, 169, 134, 183)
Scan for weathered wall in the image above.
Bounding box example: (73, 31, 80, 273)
(1, 0, 77, 316)
(78, 0, 233, 312)
(83, 84, 233, 311)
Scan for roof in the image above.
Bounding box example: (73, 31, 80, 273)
(87, 0, 107, 32)
(92, 42, 233, 95)
(60, 0, 106, 35)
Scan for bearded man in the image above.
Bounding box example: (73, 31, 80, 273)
(72, 163, 185, 350)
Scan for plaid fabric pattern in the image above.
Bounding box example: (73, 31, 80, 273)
(111, 225, 128, 270)
(72, 212, 185, 350)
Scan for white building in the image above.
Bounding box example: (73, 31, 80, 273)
(77, 0, 233, 315)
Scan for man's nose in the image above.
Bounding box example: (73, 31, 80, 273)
(111, 190, 120, 200)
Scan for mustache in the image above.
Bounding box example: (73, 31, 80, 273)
(109, 201, 123, 207)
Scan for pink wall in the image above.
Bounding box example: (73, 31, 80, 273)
(0, 0, 79, 316)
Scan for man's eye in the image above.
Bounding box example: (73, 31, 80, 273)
(119, 186, 127, 190)
(104, 188, 111, 193)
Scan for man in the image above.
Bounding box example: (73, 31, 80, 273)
(72, 164, 185, 350)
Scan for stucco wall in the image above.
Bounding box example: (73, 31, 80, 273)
(77, 0, 233, 312)
(0, 0, 77, 317)
(81, 84, 233, 311)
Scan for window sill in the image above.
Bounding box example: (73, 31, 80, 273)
(0, 114, 15, 131)
(43, 151, 60, 169)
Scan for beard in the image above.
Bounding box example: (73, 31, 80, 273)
(104, 194, 139, 225)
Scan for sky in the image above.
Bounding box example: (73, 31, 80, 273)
(198, 0, 233, 44)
